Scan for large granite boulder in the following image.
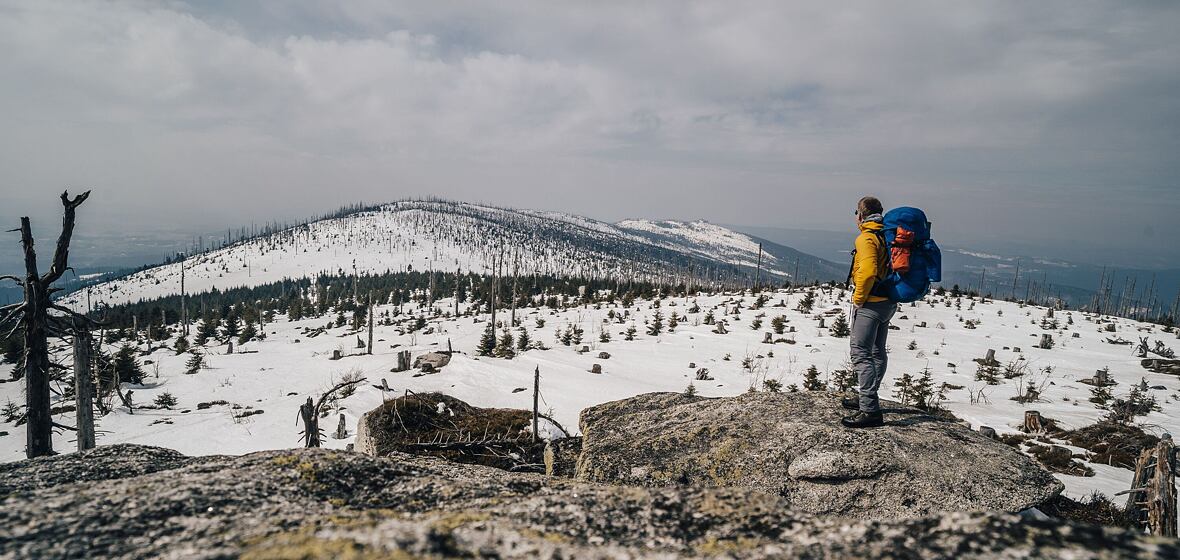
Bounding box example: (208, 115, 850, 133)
(575, 391, 1064, 519)
(0, 444, 1171, 559)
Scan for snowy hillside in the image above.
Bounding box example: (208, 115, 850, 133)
(61, 200, 841, 310)
(6, 286, 1179, 502)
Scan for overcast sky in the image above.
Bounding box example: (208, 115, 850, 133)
(2, 1, 1178, 263)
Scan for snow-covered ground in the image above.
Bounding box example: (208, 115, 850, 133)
(4, 287, 1178, 501)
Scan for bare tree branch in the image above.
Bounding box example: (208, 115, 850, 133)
(315, 377, 367, 415)
(0, 303, 25, 330)
(41, 190, 90, 286)
(49, 304, 105, 327)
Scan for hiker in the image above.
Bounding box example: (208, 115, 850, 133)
(841, 196, 896, 428)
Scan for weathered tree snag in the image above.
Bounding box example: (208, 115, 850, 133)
(298, 397, 318, 448)
(299, 377, 366, 448)
(10, 190, 92, 458)
(1124, 435, 1178, 537)
(1022, 410, 1044, 433)
(367, 296, 374, 356)
(20, 216, 52, 457)
(72, 321, 96, 451)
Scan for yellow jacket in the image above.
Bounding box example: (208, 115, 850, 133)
(851, 220, 889, 306)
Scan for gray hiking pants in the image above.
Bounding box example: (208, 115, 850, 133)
(850, 300, 897, 413)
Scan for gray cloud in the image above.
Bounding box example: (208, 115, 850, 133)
(1, 0, 1177, 263)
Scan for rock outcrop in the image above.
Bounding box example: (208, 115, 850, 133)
(576, 391, 1064, 519)
(414, 351, 451, 372)
(1, 444, 1173, 559)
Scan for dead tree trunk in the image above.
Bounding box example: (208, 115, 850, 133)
(298, 397, 319, 448)
(180, 256, 188, 337)
(367, 295, 374, 356)
(532, 366, 540, 444)
(3, 191, 93, 458)
(73, 322, 96, 451)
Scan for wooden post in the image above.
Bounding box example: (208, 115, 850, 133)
(532, 366, 540, 444)
(335, 413, 347, 439)
(73, 323, 96, 451)
(367, 295, 374, 356)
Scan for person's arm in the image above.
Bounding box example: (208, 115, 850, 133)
(851, 233, 880, 306)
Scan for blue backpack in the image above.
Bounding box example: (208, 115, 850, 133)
(869, 207, 942, 303)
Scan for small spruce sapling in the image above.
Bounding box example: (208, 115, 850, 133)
(647, 311, 664, 336)
(830, 312, 850, 338)
(796, 291, 816, 314)
(803, 365, 826, 391)
(517, 327, 532, 351)
(477, 325, 497, 356)
(495, 329, 515, 359)
(173, 336, 191, 355)
(154, 392, 178, 410)
(184, 350, 204, 375)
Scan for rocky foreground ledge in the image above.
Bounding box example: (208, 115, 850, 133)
(577, 391, 1063, 519)
(0, 443, 1175, 559)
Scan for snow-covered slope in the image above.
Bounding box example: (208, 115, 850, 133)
(7, 286, 1180, 503)
(62, 201, 840, 310)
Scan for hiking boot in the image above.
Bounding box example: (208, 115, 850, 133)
(841, 396, 859, 410)
(841, 411, 884, 429)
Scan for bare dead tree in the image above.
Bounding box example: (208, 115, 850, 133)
(1, 191, 97, 458)
(298, 376, 366, 448)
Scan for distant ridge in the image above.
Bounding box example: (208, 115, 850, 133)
(63, 199, 844, 309)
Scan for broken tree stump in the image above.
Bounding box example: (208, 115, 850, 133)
(334, 414, 347, 439)
(1124, 434, 1178, 537)
(392, 350, 411, 372)
(72, 324, 96, 451)
(1022, 410, 1045, 433)
(973, 349, 1000, 367)
(299, 397, 319, 448)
